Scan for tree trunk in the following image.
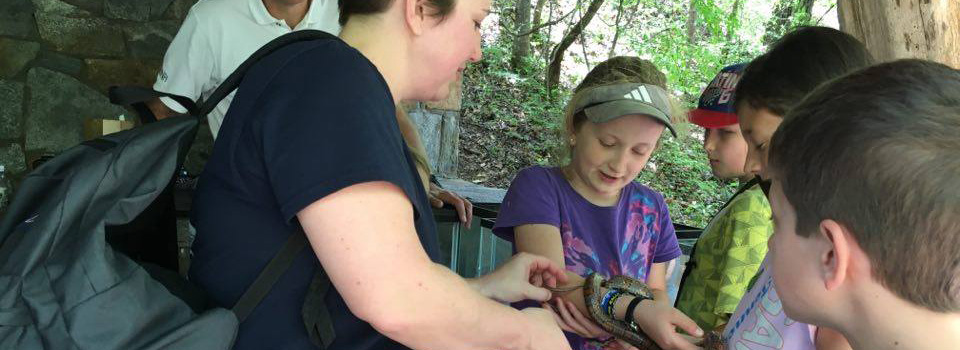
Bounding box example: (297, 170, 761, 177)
(720, 0, 744, 58)
(580, 29, 592, 67)
(608, 0, 625, 58)
(726, 0, 744, 42)
(763, 0, 817, 45)
(541, 0, 558, 66)
(546, 0, 605, 96)
(839, 0, 959, 68)
(510, 0, 533, 71)
(800, 0, 816, 21)
(532, 0, 549, 28)
(686, 0, 698, 44)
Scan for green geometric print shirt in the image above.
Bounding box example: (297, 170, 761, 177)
(675, 184, 773, 331)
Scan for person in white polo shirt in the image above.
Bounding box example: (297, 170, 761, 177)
(148, 0, 473, 223)
(148, 0, 341, 137)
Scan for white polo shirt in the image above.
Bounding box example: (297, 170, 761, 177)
(154, 0, 341, 139)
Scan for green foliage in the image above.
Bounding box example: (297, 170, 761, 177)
(636, 132, 740, 225)
(460, 41, 571, 186)
(629, 0, 760, 105)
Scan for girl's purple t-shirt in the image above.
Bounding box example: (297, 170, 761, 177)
(494, 166, 682, 350)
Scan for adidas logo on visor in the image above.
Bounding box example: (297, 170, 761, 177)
(624, 85, 653, 104)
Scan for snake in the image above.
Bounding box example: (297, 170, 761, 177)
(581, 273, 661, 350)
(548, 273, 726, 350)
(701, 330, 725, 350)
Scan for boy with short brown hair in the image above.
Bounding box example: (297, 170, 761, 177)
(767, 59, 960, 350)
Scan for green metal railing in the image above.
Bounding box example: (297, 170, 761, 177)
(433, 205, 512, 278)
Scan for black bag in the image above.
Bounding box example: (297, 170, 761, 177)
(0, 30, 338, 350)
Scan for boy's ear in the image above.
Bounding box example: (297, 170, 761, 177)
(404, 0, 427, 35)
(819, 219, 853, 291)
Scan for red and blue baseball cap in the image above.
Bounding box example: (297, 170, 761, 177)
(689, 63, 746, 128)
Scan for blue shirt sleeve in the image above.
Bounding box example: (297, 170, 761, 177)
(493, 167, 561, 242)
(249, 43, 424, 223)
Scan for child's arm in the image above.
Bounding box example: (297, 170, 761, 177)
(514, 224, 589, 312)
(620, 262, 702, 350)
(815, 327, 852, 350)
(645, 262, 671, 303)
(515, 225, 702, 350)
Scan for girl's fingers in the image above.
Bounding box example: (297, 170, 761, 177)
(671, 310, 704, 338)
(542, 302, 574, 333)
(565, 300, 608, 337)
(556, 297, 590, 336)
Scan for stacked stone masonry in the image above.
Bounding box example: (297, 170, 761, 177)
(0, 0, 461, 195)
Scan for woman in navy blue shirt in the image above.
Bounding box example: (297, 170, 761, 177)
(189, 1, 573, 349)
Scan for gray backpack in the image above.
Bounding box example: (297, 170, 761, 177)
(0, 30, 337, 350)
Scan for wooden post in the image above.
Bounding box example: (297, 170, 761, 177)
(406, 77, 462, 178)
(838, 0, 960, 68)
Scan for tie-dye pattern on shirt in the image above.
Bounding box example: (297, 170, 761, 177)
(561, 191, 664, 283)
(619, 191, 663, 280)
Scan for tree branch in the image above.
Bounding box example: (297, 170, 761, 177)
(608, 0, 625, 58)
(546, 0, 606, 96)
(515, 5, 579, 37)
(815, 3, 837, 25)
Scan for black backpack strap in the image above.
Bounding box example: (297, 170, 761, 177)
(227, 31, 340, 323)
(108, 86, 200, 124)
(108, 30, 337, 125)
(198, 29, 339, 117)
(232, 231, 309, 322)
(233, 230, 336, 348)
(302, 268, 336, 348)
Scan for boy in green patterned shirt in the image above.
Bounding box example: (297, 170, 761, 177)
(675, 64, 773, 332)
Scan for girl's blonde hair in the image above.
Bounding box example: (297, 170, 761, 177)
(396, 108, 433, 190)
(558, 56, 680, 161)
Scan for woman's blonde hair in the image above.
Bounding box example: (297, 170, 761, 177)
(558, 56, 680, 161)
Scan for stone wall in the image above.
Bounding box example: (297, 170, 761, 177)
(0, 0, 195, 186)
(0, 0, 461, 190)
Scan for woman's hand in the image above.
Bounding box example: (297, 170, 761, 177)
(473, 252, 569, 303)
(428, 183, 473, 225)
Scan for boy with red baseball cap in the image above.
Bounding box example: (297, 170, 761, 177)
(676, 64, 773, 332)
